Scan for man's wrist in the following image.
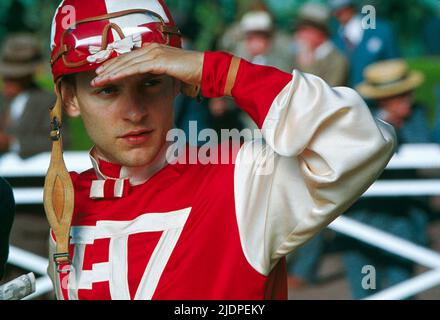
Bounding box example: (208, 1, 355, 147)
(201, 52, 237, 98)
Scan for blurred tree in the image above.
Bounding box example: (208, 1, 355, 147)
(5, 0, 31, 33)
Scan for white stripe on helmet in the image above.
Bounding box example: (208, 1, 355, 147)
(50, 0, 67, 50)
(104, 0, 169, 41)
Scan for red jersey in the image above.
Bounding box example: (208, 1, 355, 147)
(48, 52, 395, 300)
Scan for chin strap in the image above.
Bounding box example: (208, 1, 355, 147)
(43, 83, 75, 273)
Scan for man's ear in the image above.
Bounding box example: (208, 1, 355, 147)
(59, 81, 81, 117)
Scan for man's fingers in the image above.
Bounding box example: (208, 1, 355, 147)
(92, 61, 154, 86)
(96, 49, 146, 75)
(97, 55, 156, 79)
(91, 43, 202, 87)
(96, 43, 160, 75)
(92, 55, 159, 86)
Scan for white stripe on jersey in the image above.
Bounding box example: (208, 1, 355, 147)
(63, 208, 191, 300)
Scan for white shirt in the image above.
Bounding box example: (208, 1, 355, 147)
(314, 41, 334, 61)
(10, 92, 30, 123)
(343, 15, 364, 47)
(8, 92, 29, 153)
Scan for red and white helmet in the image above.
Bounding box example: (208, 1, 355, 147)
(50, 0, 181, 81)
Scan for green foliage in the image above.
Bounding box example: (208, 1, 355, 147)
(408, 57, 440, 125)
(68, 117, 93, 151)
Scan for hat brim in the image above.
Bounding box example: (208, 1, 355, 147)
(356, 71, 425, 100)
(0, 61, 41, 78)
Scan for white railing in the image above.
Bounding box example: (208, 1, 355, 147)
(2, 144, 440, 300)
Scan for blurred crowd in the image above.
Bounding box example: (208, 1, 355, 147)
(0, 0, 439, 299)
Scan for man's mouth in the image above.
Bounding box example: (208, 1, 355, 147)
(120, 129, 154, 145)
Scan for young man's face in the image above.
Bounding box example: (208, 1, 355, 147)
(244, 31, 272, 57)
(63, 71, 179, 167)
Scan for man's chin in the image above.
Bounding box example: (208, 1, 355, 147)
(116, 148, 157, 168)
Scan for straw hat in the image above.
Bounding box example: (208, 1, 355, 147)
(0, 33, 42, 78)
(356, 59, 424, 100)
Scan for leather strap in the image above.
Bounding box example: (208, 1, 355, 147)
(224, 56, 241, 97)
(44, 86, 75, 272)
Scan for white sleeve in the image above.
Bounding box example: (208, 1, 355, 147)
(233, 70, 396, 275)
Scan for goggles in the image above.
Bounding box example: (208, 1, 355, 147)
(51, 9, 181, 70)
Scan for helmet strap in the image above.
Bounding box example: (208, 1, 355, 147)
(44, 82, 75, 273)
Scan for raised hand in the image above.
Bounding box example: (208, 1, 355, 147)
(91, 43, 204, 88)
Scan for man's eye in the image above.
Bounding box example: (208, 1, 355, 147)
(143, 79, 161, 87)
(97, 86, 118, 95)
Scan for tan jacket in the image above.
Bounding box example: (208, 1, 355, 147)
(296, 42, 349, 87)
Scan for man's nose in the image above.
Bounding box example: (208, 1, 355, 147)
(121, 91, 148, 123)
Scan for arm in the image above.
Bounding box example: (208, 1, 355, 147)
(202, 52, 396, 274)
(92, 46, 396, 275)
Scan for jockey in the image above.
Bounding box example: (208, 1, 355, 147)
(45, 0, 396, 300)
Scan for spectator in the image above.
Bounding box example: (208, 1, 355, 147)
(213, 9, 295, 131)
(0, 33, 69, 159)
(292, 2, 348, 86)
(357, 60, 430, 143)
(342, 59, 431, 299)
(236, 10, 294, 72)
(330, 0, 400, 86)
(0, 177, 14, 280)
